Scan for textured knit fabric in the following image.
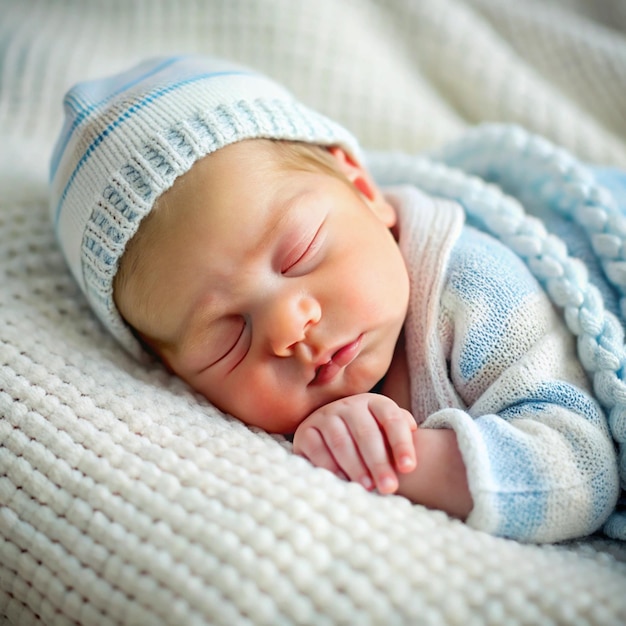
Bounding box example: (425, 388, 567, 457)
(50, 55, 359, 357)
(390, 186, 619, 542)
(4, 2, 626, 625)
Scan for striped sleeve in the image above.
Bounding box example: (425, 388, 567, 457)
(423, 226, 620, 542)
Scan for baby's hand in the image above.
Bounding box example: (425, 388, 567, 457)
(292, 393, 417, 494)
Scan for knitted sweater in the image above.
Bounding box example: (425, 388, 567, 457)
(390, 186, 620, 543)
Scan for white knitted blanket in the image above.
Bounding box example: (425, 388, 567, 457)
(2, 1, 626, 624)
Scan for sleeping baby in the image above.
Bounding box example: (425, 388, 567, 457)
(50, 55, 620, 543)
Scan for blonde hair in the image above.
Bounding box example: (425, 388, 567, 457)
(269, 139, 350, 178)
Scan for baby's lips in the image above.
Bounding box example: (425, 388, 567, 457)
(310, 335, 363, 386)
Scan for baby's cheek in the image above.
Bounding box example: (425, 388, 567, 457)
(216, 367, 306, 433)
(251, 392, 308, 433)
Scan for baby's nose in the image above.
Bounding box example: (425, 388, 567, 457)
(266, 294, 321, 357)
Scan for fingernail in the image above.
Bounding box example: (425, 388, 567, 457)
(379, 477, 396, 493)
(361, 476, 374, 490)
(398, 456, 414, 471)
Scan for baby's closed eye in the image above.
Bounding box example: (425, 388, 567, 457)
(186, 315, 248, 373)
(280, 221, 326, 276)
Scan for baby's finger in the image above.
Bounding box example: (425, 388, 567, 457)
(348, 416, 400, 494)
(369, 398, 417, 474)
(293, 426, 344, 479)
(319, 414, 376, 491)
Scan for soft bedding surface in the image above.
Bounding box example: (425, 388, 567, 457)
(2, 1, 626, 625)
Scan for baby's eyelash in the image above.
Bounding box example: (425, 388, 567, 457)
(282, 224, 323, 274)
(225, 319, 246, 356)
(283, 244, 309, 273)
(201, 317, 247, 371)
(225, 318, 249, 372)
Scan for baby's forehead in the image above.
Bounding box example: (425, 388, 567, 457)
(121, 137, 352, 294)
(153, 138, 333, 211)
(138, 139, 317, 231)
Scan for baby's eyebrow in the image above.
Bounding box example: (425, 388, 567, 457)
(247, 189, 312, 259)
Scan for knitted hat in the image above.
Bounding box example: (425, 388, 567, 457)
(50, 55, 360, 358)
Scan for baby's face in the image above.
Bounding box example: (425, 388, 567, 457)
(116, 140, 410, 433)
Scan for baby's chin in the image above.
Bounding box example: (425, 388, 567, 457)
(235, 400, 319, 435)
(341, 361, 390, 397)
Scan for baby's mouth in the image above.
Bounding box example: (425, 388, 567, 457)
(310, 335, 363, 386)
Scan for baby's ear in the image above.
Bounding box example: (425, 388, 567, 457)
(328, 146, 397, 228)
(327, 147, 376, 199)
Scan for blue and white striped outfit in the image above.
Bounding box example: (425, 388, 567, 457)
(388, 186, 619, 542)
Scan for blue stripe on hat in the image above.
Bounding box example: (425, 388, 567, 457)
(50, 57, 183, 181)
(53, 69, 251, 229)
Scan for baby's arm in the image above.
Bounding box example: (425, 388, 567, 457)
(396, 427, 472, 520)
(430, 227, 620, 542)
